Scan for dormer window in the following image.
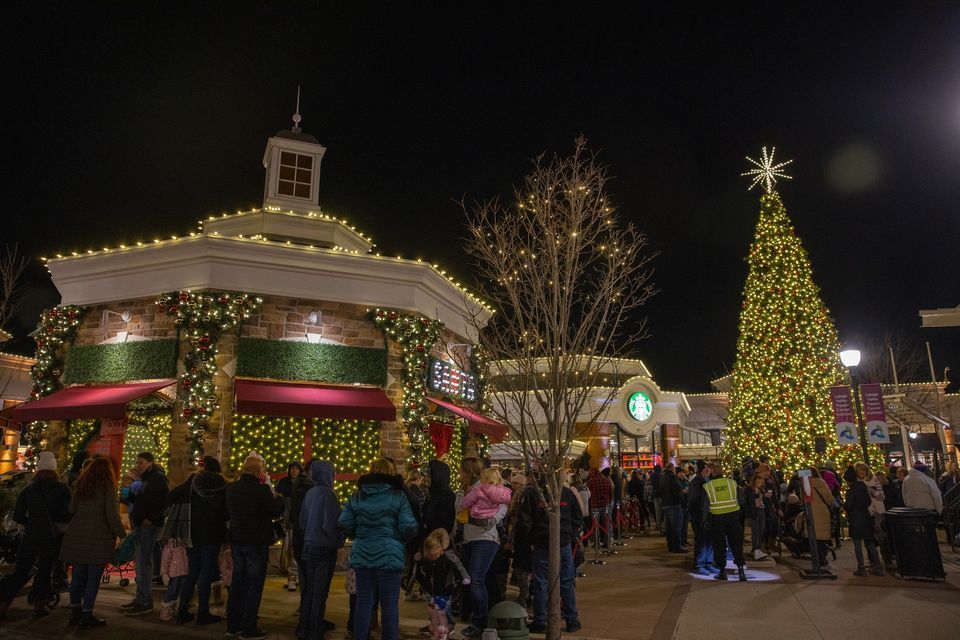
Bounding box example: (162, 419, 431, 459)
(278, 152, 313, 199)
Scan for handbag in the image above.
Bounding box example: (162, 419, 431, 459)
(161, 476, 194, 546)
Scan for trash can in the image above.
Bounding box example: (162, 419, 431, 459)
(885, 507, 946, 581)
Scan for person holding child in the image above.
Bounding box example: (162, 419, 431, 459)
(456, 458, 511, 638)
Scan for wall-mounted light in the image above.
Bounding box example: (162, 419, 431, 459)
(306, 309, 322, 343)
(307, 309, 321, 324)
(101, 309, 132, 325)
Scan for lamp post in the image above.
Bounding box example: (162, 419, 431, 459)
(840, 349, 870, 466)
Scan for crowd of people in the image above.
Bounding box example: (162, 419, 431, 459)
(623, 455, 954, 580)
(0, 447, 956, 638)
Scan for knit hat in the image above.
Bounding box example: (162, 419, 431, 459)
(37, 451, 57, 472)
(823, 460, 835, 471)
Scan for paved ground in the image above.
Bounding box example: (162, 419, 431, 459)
(2, 532, 958, 639)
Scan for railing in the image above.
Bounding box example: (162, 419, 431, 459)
(944, 483, 960, 552)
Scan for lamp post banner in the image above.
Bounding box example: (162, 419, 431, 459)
(859, 383, 890, 444)
(830, 385, 857, 445)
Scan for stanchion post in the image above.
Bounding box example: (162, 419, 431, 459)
(587, 509, 605, 565)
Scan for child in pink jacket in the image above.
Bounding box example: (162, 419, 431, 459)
(460, 468, 512, 529)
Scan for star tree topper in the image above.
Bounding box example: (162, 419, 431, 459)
(742, 146, 794, 193)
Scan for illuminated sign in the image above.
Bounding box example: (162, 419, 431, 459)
(627, 391, 653, 421)
(429, 359, 477, 402)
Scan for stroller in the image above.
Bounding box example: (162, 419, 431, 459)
(779, 502, 836, 562)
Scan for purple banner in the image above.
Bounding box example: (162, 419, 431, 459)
(830, 385, 857, 445)
(860, 383, 890, 444)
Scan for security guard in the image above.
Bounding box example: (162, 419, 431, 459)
(701, 461, 747, 581)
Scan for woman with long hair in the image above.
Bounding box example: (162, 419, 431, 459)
(338, 457, 418, 640)
(60, 457, 126, 628)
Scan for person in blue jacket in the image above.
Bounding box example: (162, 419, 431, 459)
(338, 458, 418, 640)
(297, 460, 344, 640)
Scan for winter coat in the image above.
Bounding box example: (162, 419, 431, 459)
(412, 548, 469, 598)
(60, 488, 126, 565)
(421, 460, 456, 537)
(807, 477, 835, 542)
(130, 464, 169, 528)
(225, 473, 285, 546)
(461, 482, 512, 520)
(687, 473, 709, 519)
(659, 470, 682, 507)
(289, 467, 316, 558)
(169, 470, 229, 546)
(12, 472, 71, 558)
(160, 541, 189, 579)
(300, 461, 345, 550)
(626, 476, 644, 500)
(519, 484, 583, 549)
(902, 470, 944, 512)
(338, 473, 418, 570)
(844, 480, 875, 542)
(586, 468, 613, 509)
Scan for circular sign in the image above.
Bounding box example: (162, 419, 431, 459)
(627, 391, 653, 422)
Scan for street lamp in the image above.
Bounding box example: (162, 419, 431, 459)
(839, 349, 870, 466)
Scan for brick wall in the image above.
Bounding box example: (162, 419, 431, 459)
(73, 297, 178, 346)
(240, 298, 385, 348)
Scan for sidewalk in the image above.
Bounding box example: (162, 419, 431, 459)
(2, 533, 958, 640)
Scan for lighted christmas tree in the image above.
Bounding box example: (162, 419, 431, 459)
(724, 148, 865, 473)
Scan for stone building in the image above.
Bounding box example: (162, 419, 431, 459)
(4, 115, 497, 487)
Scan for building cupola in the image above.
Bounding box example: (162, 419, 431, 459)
(262, 88, 327, 212)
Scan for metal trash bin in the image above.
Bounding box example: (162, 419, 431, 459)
(886, 507, 946, 581)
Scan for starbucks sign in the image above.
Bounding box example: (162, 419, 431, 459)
(627, 391, 653, 422)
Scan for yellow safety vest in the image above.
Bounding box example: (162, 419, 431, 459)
(704, 478, 740, 515)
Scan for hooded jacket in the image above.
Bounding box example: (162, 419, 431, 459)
(421, 460, 456, 536)
(169, 470, 229, 545)
(275, 462, 303, 499)
(300, 461, 345, 550)
(519, 483, 583, 549)
(13, 471, 71, 557)
(338, 473, 418, 570)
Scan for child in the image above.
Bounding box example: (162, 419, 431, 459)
(459, 467, 512, 529)
(411, 528, 470, 640)
(159, 540, 189, 622)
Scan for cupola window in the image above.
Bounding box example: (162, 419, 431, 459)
(278, 152, 313, 199)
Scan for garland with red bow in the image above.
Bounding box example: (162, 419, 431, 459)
(157, 291, 262, 461)
(369, 308, 442, 465)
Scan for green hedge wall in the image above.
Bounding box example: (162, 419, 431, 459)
(63, 339, 179, 383)
(236, 338, 387, 386)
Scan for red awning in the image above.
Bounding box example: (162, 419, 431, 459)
(0, 380, 176, 422)
(427, 396, 508, 442)
(234, 378, 396, 421)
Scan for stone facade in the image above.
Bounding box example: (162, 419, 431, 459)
(51, 293, 472, 480)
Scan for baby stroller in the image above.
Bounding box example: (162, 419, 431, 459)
(100, 531, 137, 587)
(779, 507, 836, 563)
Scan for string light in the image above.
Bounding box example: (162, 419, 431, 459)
(723, 190, 880, 473)
(157, 291, 263, 461)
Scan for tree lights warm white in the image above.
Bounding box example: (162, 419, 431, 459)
(724, 155, 878, 473)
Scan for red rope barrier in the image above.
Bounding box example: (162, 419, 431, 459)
(580, 516, 597, 542)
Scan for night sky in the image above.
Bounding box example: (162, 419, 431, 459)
(3, 3, 959, 392)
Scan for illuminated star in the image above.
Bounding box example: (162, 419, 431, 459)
(741, 146, 794, 193)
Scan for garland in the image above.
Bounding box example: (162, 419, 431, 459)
(157, 291, 262, 461)
(64, 412, 172, 472)
(23, 305, 85, 466)
(470, 343, 491, 414)
(369, 308, 443, 465)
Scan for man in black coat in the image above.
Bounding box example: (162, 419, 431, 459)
(0, 452, 70, 619)
(519, 476, 583, 634)
(686, 461, 717, 575)
(125, 452, 169, 616)
(659, 463, 684, 553)
(224, 456, 285, 639)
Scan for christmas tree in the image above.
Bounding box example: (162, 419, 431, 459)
(724, 148, 866, 473)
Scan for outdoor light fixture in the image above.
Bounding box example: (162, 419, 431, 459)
(102, 309, 132, 324)
(307, 309, 321, 324)
(839, 349, 861, 367)
(909, 431, 918, 440)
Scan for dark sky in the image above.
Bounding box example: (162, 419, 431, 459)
(3, 2, 959, 392)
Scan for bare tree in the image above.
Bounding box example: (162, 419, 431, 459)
(462, 138, 656, 639)
(856, 331, 927, 385)
(0, 244, 29, 337)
